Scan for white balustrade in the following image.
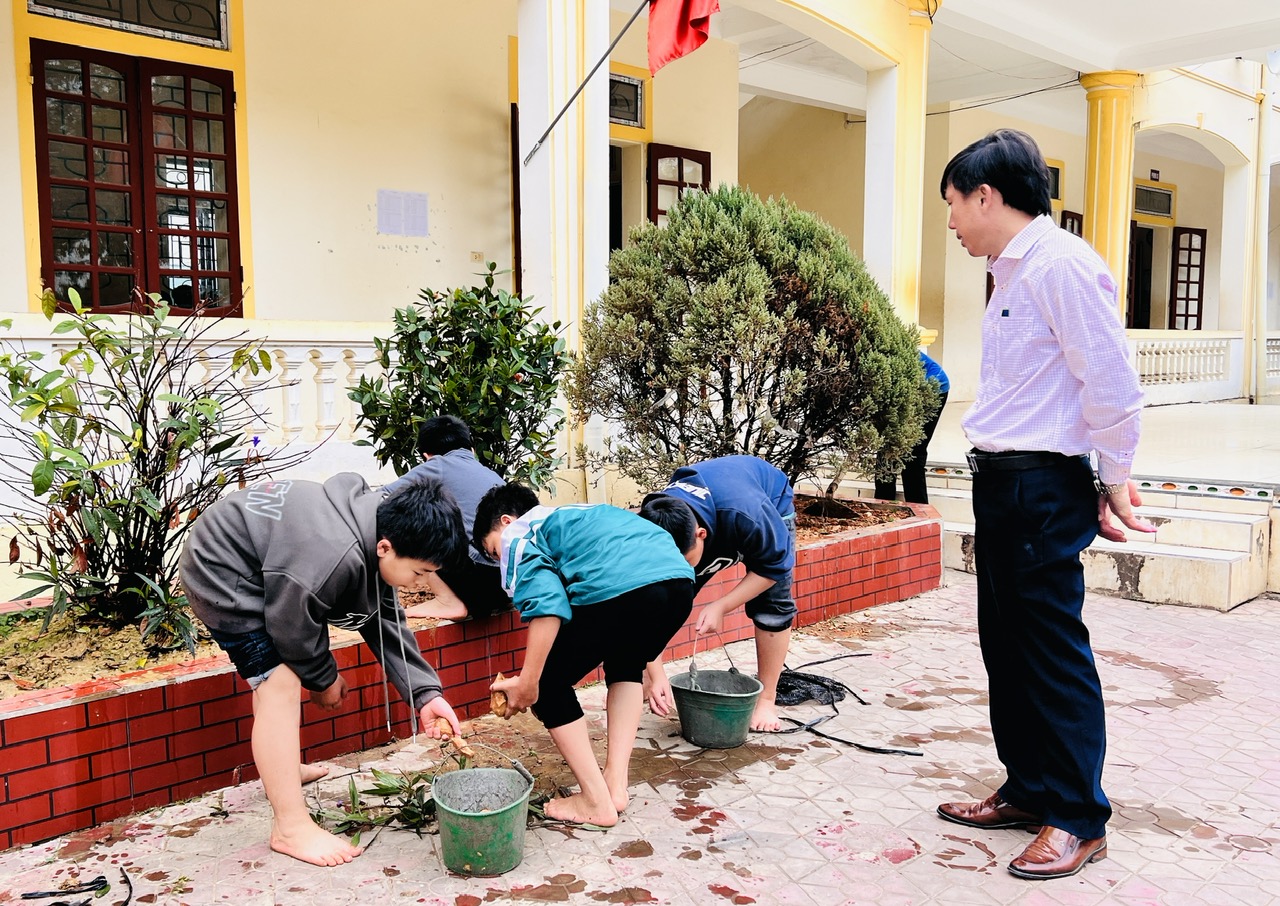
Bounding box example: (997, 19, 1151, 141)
(1128, 332, 1245, 404)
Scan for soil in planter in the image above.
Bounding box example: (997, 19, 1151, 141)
(0, 496, 906, 699)
(792, 493, 909, 544)
(0, 589, 445, 699)
(0, 610, 222, 698)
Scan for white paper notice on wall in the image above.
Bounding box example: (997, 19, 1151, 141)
(377, 190, 429, 237)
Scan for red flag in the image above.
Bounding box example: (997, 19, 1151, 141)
(648, 0, 720, 75)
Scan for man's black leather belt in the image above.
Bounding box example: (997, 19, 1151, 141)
(965, 450, 1086, 473)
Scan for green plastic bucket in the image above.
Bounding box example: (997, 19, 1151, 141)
(670, 668, 764, 748)
(433, 767, 532, 876)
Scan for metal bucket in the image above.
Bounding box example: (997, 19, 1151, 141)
(433, 766, 532, 876)
(670, 668, 763, 748)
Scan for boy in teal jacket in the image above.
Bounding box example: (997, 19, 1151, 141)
(474, 483, 694, 827)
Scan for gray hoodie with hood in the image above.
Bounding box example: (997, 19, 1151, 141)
(179, 473, 441, 709)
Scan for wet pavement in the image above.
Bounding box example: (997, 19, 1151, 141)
(2, 570, 1278, 905)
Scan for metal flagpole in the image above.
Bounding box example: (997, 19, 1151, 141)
(522, 0, 650, 166)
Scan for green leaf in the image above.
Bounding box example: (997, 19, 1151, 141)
(32, 459, 55, 496)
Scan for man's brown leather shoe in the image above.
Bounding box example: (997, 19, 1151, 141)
(937, 792, 1042, 830)
(1008, 826, 1107, 880)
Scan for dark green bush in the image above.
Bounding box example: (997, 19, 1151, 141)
(567, 185, 936, 490)
(349, 264, 570, 490)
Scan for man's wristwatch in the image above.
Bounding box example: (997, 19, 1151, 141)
(1094, 478, 1128, 496)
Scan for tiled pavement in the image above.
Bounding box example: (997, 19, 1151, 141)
(2, 571, 1278, 905)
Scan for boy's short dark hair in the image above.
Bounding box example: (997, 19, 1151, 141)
(939, 128, 1052, 218)
(472, 482, 540, 550)
(377, 477, 465, 565)
(417, 415, 473, 457)
(638, 493, 699, 554)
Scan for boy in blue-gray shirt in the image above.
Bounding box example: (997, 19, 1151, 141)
(382, 416, 510, 619)
(640, 455, 796, 732)
(474, 483, 694, 828)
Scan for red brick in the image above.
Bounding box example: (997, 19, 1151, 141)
(299, 718, 336, 749)
(91, 737, 169, 778)
(3, 704, 88, 745)
(0, 793, 52, 830)
(120, 757, 180, 793)
(53, 772, 133, 815)
(199, 694, 253, 728)
(203, 743, 255, 777)
(2, 738, 49, 774)
(165, 673, 239, 708)
(171, 723, 244, 759)
(48, 721, 130, 762)
(172, 774, 228, 803)
(11, 806, 89, 847)
(8, 756, 91, 799)
(122, 788, 171, 813)
(129, 703, 204, 741)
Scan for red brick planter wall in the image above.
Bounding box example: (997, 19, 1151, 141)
(0, 506, 940, 850)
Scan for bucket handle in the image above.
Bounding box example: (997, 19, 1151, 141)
(690, 629, 740, 676)
(431, 741, 534, 788)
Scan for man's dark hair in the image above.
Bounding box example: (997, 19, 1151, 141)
(638, 493, 699, 554)
(939, 129, 1052, 217)
(472, 482, 541, 550)
(417, 415, 473, 457)
(377, 477, 465, 566)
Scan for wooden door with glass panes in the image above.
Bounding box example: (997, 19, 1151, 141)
(1167, 227, 1206, 330)
(32, 39, 240, 315)
(647, 144, 710, 225)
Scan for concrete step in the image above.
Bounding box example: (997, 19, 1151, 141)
(931, 491, 1268, 553)
(943, 523, 1266, 612)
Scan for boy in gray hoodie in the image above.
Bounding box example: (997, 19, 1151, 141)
(179, 474, 465, 867)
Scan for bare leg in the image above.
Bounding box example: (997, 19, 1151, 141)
(252, 666, 363, 866)
(301, 764, 329, 784)
(602, 682, 643, 812)
(751, 626, 791, 732)
(545, 717, 620, 827)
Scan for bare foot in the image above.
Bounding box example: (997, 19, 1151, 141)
(603, 775, 630, 813)
(300, 763, 330, 785)
(544, 793, 619, 828)
(750, 699, 782, 732)
(270, 821, 363, 867)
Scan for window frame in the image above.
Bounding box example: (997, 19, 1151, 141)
(32, 38, 241, 316)
(646, 143, 710, 225)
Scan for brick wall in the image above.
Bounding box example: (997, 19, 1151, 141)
(0, 507, 941, 850)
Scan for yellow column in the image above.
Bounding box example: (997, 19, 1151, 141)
(890, 2, 934, 327)
(1081, 71, 1140, 316)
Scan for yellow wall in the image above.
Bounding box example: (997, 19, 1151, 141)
(242, 1, 518, 321)
(0, 6, 22, 305)
(608, 8, 739, 185)
(738, 97, 865, 256)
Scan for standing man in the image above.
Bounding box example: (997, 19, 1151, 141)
(935, 129, 1155, 881)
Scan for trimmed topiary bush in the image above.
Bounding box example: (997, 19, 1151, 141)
(567, 185, 936, 490)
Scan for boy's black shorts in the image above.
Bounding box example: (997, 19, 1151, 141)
(532, 577, 694, 730)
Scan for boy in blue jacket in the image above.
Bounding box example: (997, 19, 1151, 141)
(382, 415, 509, 619)
(640, 455, 796, 732)
(474, 483, 694, 827)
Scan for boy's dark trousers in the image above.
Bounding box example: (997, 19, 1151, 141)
(972, 455, 1111, 840)
(531, 578, 694, 729)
